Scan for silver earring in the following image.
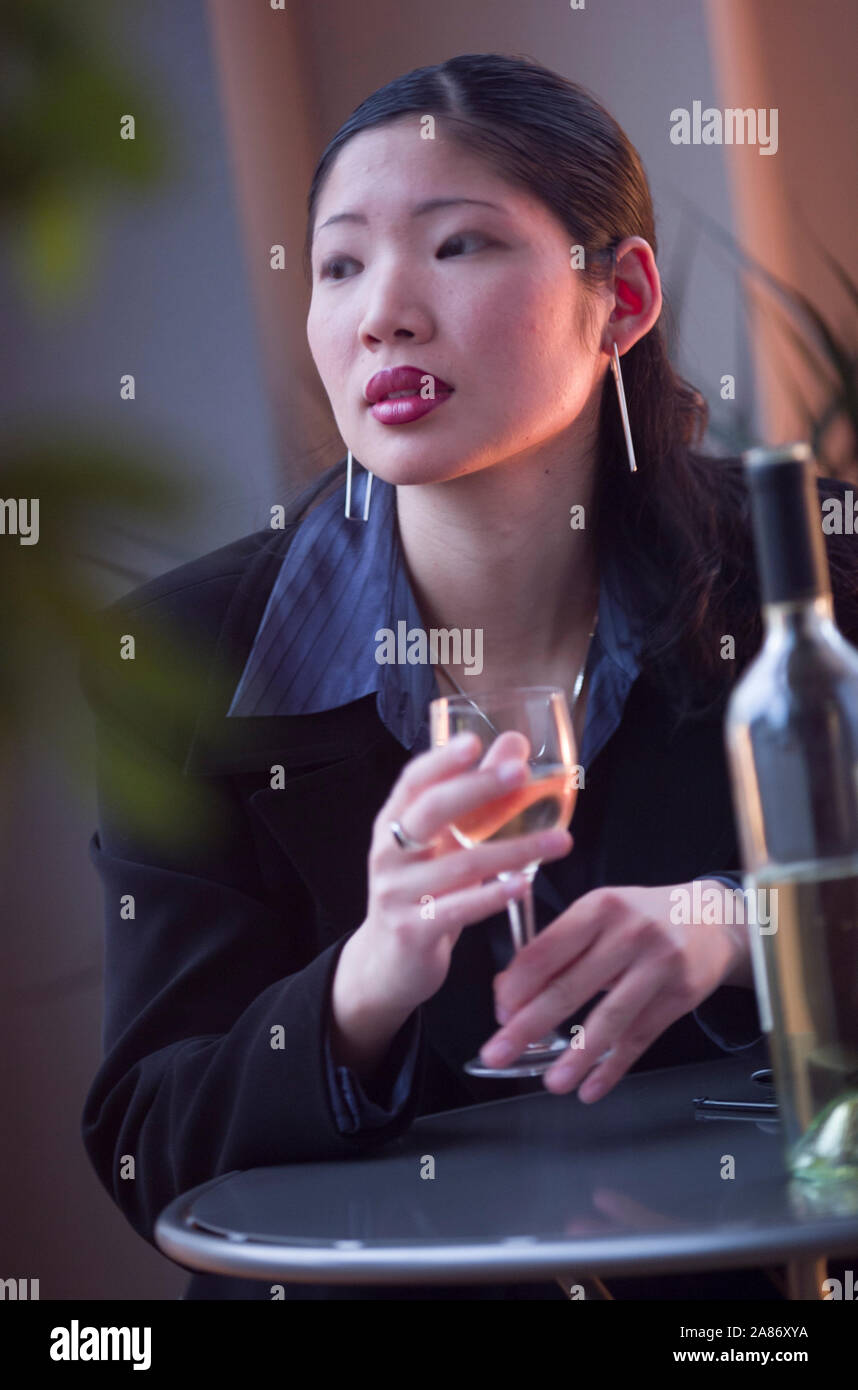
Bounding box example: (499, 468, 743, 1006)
(610, 342, 637, 473)
(344, 448, 374, 520)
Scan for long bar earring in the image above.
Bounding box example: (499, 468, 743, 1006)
(344, 448, 374, 520)
(610, 342, 638, 473)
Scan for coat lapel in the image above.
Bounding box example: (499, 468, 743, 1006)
(181, 461, 350, 782)
(248, 720, 408, 931)
(175, 463, 501, 1071)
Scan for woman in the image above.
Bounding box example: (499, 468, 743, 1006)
(80, 53, 857, 1301)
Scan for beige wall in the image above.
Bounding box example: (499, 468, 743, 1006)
(206, 1, 338, 494)
(705, 0, 858, 464)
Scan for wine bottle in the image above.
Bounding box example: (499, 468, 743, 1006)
(725, 442, 858, 1185)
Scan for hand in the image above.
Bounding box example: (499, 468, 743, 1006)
(481, 880, 752, 1102)
(333, 731, 573, 1036)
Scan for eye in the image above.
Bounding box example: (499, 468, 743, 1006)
(437, 231, 491, 258)
(318, 255, 360, 281)
(317, 231, 494, 281)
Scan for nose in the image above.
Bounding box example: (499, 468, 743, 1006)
(358, 258, 434, 349)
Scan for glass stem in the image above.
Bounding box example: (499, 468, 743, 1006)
(502, 865, 559, 1052)
(503, 863, 539, 953)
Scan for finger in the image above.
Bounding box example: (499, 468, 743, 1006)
(385, 732, 484, 817)
(493, 892, 627, 1019)
(477, 730, 530, 769)
(482, 954, 666, 1078)
(388, 826, 572, 899)
(388, 758, 538, 848)
(542, 967, 678, 1098)
(557, 1020, 658, 1102)
(415, 873, 533, 938)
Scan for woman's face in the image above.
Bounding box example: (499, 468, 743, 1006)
(306, 119, 612, 486)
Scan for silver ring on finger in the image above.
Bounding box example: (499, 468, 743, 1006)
(390, 819, 432, 852)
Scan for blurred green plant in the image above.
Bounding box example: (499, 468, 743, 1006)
(664, 192, 858, 477)
(0, 0, 213, 849)
(0, 430, 226, 851)
(1, 0, 177, 307)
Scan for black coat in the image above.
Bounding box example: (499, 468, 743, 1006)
(80, 459, 848, 1300)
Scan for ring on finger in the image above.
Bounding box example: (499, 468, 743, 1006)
(390, 819, 433, 852)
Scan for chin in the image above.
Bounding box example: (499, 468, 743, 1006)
(369, 459, 474, 488)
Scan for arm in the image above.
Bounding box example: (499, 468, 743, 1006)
(324, 1011, 422, 1134)
(79, 609, 423, 1246)
(324, 942, 423, 1133)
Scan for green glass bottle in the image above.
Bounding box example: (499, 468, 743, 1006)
(725, 443, 858, 1186)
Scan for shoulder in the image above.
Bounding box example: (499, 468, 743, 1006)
(729, 460, 858, 646)
(78, 461, 348, 748)
(96, 524, 279, 645)
(692, 452, 854, 514)
(816, 475, 858, 645)
(702, 453, 858, 565)
(692, 450, 852, 501)
(86, 459, 348, 651)
(77, 526, 284, 760)
(82, 524, 288, 686)
(635, 454, 858, 718)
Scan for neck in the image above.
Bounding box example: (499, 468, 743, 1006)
(394, 436, 598, 687)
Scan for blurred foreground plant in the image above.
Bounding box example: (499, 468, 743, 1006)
(1, 0, 176, 307)
(0, 0, 217, 849)
(0, 431, 226, 852)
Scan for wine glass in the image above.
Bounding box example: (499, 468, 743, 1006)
(429, 686, 578, 1077)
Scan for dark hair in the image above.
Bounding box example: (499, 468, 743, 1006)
(303, 53, 858, 720)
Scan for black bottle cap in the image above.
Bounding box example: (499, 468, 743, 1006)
(742, 443, 831, 605)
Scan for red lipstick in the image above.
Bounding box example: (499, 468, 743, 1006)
(364, 366, 454, 425)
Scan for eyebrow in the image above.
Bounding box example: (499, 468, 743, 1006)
(315, 197, 505, 234)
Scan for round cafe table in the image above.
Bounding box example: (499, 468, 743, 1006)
(155, 1053, 858, 1300)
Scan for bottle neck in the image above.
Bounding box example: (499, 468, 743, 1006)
(746, 452, 830, 607)
(762, 591, 835, 642)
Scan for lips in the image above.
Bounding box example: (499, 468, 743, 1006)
(364, 366, 454, 405)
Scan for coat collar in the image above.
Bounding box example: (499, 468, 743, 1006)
(181, 457, 653, 780)
(181, 459, 382, 778)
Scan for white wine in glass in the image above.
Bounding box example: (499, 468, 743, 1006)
(429, 686, 578, 1076)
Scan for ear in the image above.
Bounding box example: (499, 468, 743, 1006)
(600, 236, 662, 358)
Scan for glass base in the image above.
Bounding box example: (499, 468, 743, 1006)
(464, 1033, 569, 1078)
(788, 1090, 858, 1188)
